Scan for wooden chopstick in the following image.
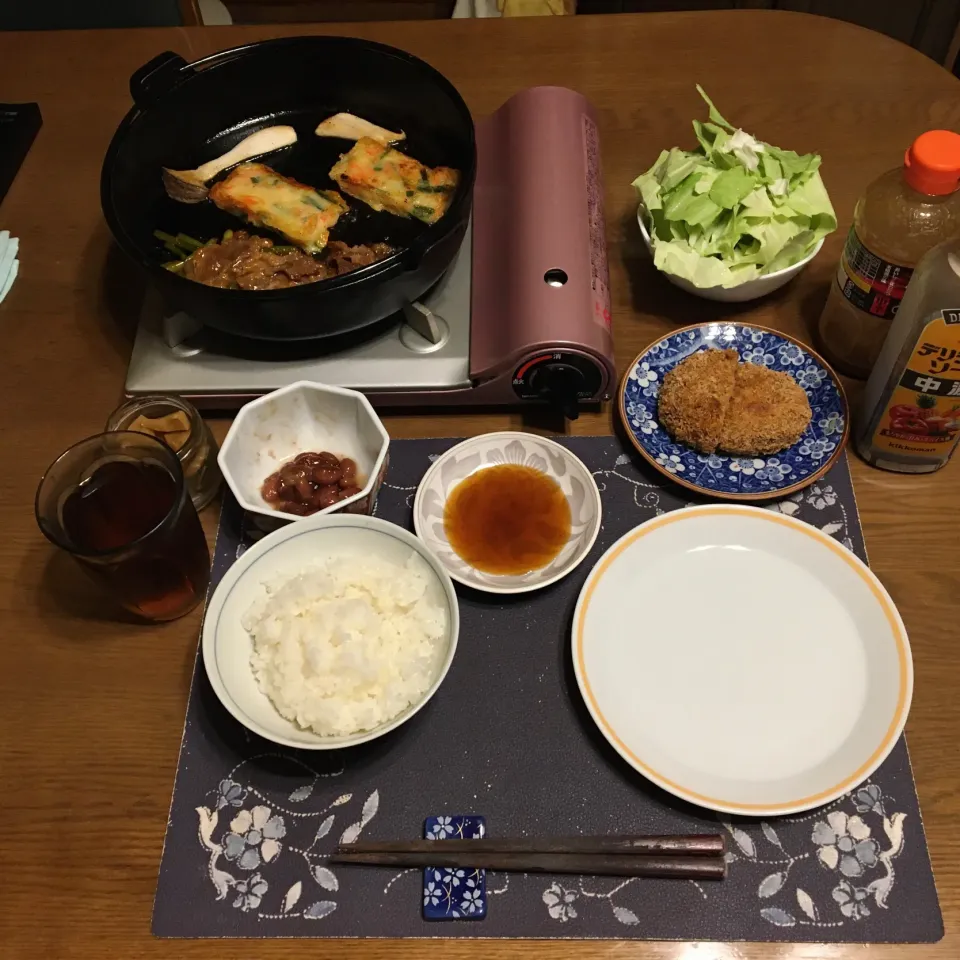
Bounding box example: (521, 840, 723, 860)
(331, 850, 726, 880)
(340, 834, 725, 858)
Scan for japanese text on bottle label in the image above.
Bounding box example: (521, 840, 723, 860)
(869, 309, 960, 456)
(836, 227, 913, 320)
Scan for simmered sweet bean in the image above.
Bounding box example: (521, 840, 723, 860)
(261, 473, 282, 501)
(261, 451, 367, 517)
(314, 484, 341, 509)
(312, 464, 342, 485)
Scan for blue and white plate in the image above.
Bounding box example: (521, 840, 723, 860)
(619, 323, 849, 501)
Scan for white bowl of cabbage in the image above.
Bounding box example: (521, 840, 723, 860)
(634, 86, 836, 303)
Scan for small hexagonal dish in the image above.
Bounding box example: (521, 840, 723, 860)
(218, 381, 390, 525)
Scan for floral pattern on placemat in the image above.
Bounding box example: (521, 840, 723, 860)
(152, 439, 941, 943)
(532, 782, 906, 932)
(193, 756, 380, 922)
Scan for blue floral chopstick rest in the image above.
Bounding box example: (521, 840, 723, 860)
(422, 815, 487, 921)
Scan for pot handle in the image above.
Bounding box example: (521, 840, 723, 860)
(130, 51, 187, 107)
(401, 233, 435, 272)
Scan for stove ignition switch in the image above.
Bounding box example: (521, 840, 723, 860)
(512, 352, 604, 419)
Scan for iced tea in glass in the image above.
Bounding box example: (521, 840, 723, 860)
(36, 431, 211, 621)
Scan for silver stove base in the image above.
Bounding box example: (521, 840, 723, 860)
(125, 231, 473, 405)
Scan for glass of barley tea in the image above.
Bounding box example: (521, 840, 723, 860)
(35, 431, 211, 621)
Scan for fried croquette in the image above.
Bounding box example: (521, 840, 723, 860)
(719, 362, 812, 455)
(657, 349, 812, 456)
(657, 348, 739, 455)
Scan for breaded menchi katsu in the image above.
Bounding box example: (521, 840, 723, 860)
(328, 137, 459, 224)
(208, 162, 349, 254)
(658, 348, 812, 456)
(657, 348, 739, 455)
(720, 361, 813, 455)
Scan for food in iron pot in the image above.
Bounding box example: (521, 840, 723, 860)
(162, 125, 298, 204)
(314, 112, 405, 144)
(329, 137, 459, 224)
(165, 230, 392, 291)
(208, 162, 349, 253)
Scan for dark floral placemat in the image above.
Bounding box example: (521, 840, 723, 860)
(152, 438, 942, 942)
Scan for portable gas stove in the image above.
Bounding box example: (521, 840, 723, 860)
(125, 87, 615, 418)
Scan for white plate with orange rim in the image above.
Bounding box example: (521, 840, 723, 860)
(572, 505, 912, 816)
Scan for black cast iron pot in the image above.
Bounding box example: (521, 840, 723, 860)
(101, 36, 476, 341)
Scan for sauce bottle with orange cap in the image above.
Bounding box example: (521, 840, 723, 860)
(817, 130, 960, 379)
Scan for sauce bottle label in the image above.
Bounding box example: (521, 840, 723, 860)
(869, 308, 960, 456)
(836, 227, 913, 320)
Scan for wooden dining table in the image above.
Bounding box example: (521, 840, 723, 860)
(1, 8, 959, 959)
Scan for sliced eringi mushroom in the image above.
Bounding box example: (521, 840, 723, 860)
(162, 125, 298, 203)
(314, 113, 405, 145)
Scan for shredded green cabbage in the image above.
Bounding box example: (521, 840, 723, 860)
(632, 86, 837, 289)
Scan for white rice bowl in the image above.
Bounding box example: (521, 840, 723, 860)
(202, 514, 458, 750)
(242, 553, 447, 737)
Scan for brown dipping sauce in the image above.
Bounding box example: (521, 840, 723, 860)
(443, 464, 571, 575)
(261, 451, 365, 516)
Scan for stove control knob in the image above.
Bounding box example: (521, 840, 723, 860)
(530, 362, 584, 420)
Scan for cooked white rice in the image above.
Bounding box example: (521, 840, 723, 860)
(241, 551, 447, 736)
